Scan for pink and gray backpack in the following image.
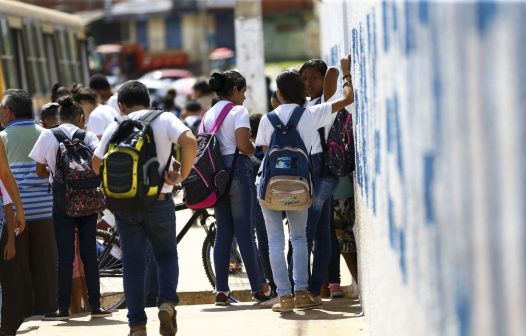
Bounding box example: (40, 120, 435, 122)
(182, 103, 236, 209)
(320, 108, 355, 177)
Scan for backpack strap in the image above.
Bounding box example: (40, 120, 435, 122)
(139, 109, 164, 124)
(51, 128, 69, 143)
(286, 106, 305, 129)
(72, 129, 86, 142)
(206, 102, 235, 134)
(266, 111, 285, 133)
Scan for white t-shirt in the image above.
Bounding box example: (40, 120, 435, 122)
(201, 100, 251, 155)
(106, 94, 120, 114)
(87, 104, 120, 137)
(29, 123, 100, 183)
(306, 95, 338, 154)
(0, 180, 12, 206)
(94, 110, 190, 193)
(256, 103, 333, 152)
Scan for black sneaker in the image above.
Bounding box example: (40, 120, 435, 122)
(42, 311, 70, 321)
(253, 290, 273, 303)
(91, 308, 113, 318)
(215, 292, 231, 306)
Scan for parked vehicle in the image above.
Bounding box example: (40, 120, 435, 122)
(90, 43, 189, 81)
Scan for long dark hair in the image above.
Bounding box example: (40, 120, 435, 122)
(208, 70, 246, 99)
(276, 70, 306, 106)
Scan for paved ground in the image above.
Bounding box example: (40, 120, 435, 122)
(17, 195, 365, 335)
(18, 297, 366, 336)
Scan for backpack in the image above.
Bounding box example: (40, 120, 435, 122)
(101, 110, 173, 211)
(182, 103, 236, 210)
(258, 106, 313, 211)
(319, 108, 355, 177)
(52, 128, 105, 217)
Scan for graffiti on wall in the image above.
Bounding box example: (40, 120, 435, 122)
(320, 1, 526, 336)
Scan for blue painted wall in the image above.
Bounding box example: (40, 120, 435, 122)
(319, 1, 526, 335)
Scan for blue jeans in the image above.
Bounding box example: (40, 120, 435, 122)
(53, 212, 100, 312)
(252, 194, 276, 291)
(261, 206, 309, 297)
(114, 197, 179, 328)
(213, 154, 265, 293)
(144, 243, 159, 307)
(307, 153, 338, 295)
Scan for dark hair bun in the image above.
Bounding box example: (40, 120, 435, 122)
(209, 73, 225, 92)
(57, 95, 74, 107)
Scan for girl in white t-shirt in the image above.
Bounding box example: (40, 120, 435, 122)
(299, 59, 344, 299)
(255, 55, 354, 312)
(201, 71, 271, 305)
(29, 96, 110, 320)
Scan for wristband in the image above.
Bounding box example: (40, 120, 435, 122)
(343, 81, 352, 88)
(343, 74, 352, 81)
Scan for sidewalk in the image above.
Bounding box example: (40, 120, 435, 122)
(17, 297, 366, 336)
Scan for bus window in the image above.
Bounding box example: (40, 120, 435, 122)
(56, 29, 72, 85)
(44, 33, 59, 86)
(67, 30, 81, 84)
(78, 38, 89, 85)
(12, 28, 28, 91)
(27, 22, 52, 95)
(24, 20, 42, 95)
(0, 18, 19, 89)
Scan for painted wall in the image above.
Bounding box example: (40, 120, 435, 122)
(318, 1, 526, 336)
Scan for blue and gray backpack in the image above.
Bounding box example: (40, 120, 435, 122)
(258, 106, 313, 211)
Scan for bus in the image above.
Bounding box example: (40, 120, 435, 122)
(0, 0, 89, 110)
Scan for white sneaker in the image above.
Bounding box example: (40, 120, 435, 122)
(259, 295, 279, 309)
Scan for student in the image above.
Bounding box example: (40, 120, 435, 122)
(29, 96, 111, 321)
(74, 88, 119, 138)
(202, 71, 271, 305)
(255, 55, 354, 312)
(89, 74, 113, 104)
(0, 181, 16, 262)
(92, 80, 198, 336)
(182, 100, 203, 136)
(38, 102, 90, 312)
(39, 102, 59, 129)
(270, 91, 280, 110)
(0, 89, 55, 334)
(299, 58, 342, 299)
(192, 79, 215, 113)
(248, 113, 276, 296)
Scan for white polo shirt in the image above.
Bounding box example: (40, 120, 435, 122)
(94, 110, 190, 194)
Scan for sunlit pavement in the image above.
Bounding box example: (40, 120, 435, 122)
(18, 296, 366, 336)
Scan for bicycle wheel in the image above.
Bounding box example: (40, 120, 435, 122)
(96, 229, 126, 310)
(202, 224, 252, 292)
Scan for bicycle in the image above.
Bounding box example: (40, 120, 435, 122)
(96, 199, 252, 310)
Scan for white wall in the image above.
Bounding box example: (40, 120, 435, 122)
(319, 1, 526, 336)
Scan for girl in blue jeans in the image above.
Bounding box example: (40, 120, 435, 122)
(201, 71, 271, 305)
(255, 55, 354, 312)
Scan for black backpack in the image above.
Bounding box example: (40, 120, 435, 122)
(101, 110, 173, 211)
(52, 128, 106, 217)
(319, 108, 355, 177)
